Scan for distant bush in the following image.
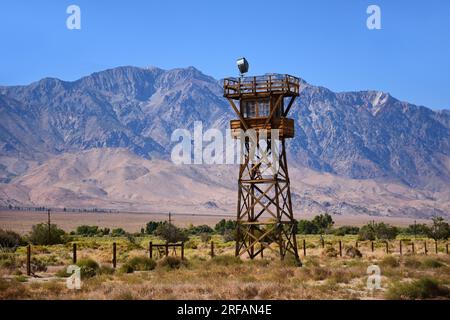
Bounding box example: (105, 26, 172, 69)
(75, 225, 110, 237)
(296, 214, 334, 235)
(158, 256, 187, 269)
(214, 219, 236, 235)
(145, 221, 166, 235)
(76, 258, 99, 278)
(0, 229, 22, 249)
(188, 224, 214, 235)
(402, 223, 430, 237)
(111, 228, 127, 237)
(29, 223, 66, 245)
(333, 226, 360, 236)
(427, 217, 450, 240)
(387, 278, 450, 299)
(297, 220, 318, 234)
(155, 223, 188, 243)
(358, 222, 398, 241)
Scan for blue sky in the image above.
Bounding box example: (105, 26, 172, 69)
(0, 0, 449, 109)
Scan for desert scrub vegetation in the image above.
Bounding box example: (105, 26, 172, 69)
(0, 217, 449, 300)
(387, 278, 450, 299)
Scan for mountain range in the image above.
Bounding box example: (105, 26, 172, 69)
(1, 66, 450, 219)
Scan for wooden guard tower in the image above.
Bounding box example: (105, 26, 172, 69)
(224, 74, 301, 265)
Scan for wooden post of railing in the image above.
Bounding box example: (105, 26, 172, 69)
(253, 76, 256, 94)
(181, 242, 184, 260)
(303, 239, 306, 257)
(261, 244, 264, 258)
(112, 242, 117, 268)
(149, 241, 153, 259)
(72, 243, 77, 264)
(339, 240, 342, 257)
(424, 241, 428, 255)
(399, 240, 403, 255)
(165, 242, 169, 257)
(26, 244, 31, 276)
(385, 241, 389, 254)
(435, 240, 438, 254)
(412, 242, 415, 254)
(371, 241, 374, 252)
(210, 241, 215, 258)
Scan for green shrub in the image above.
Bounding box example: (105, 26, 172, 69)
(188, 225, 214, 235)
(214, 219, 236, 235)
(0, 229, 22, 249)
(333, 226, 360, 236)
(158, 256, 187, 269)
(127, 256, 156, 271)
(422, 258, 444, 269)
(111, 228, 126, 237)
(99, 265, 115, 275)
(29, 223, 66, 245)
(358, 222, 398, 241)
(155, 223, 188, 243)
(387, 278, 450, 299)
(76, 258, 99, 278)
(75, 225, 109, 237)
(380, 256, 399, 268)
(145, 221, 166, 235)
(322, 247, 338, 258)
(119, 264, 134, 274)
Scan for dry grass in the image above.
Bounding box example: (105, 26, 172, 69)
(1, 235, 449, 300)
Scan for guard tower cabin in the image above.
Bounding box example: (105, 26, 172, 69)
(223, 74, 299, 139)
(223, 74, 301, 265)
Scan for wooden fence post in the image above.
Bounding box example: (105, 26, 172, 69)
(435, 240, 438, 254)
(424, 241, 428, 255)
(165, 242, 169, 257)
(181, 242, 184, 260)
(72, 243, 77, 264)
(321, 237, 325, 249)
(261, 244, 264, 258)
(399, 240, 402, 255)
(446, 243, 449, 254)
(26, 244, 31, 276)
(112, 242, 117, 268)
(149, 241, 153, 259)
(210, 241, 215, 258)
(412, 242, 415, 254)
(339, 240, 342, 257)
(371, 241, 374, 252)
(385, 241, 389, 254)
(303, 239, 306, 257)
(355, 241, 358, 249)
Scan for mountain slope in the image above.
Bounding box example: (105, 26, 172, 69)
(1, 66, 450, 218)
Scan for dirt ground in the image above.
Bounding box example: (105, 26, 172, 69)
(0, 210, 430, 234)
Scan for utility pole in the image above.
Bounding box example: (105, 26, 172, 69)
(414, 220, 417, 239)
(47, 209, 51, 244)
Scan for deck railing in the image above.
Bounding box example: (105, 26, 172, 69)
(224, 74, 300, 97)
